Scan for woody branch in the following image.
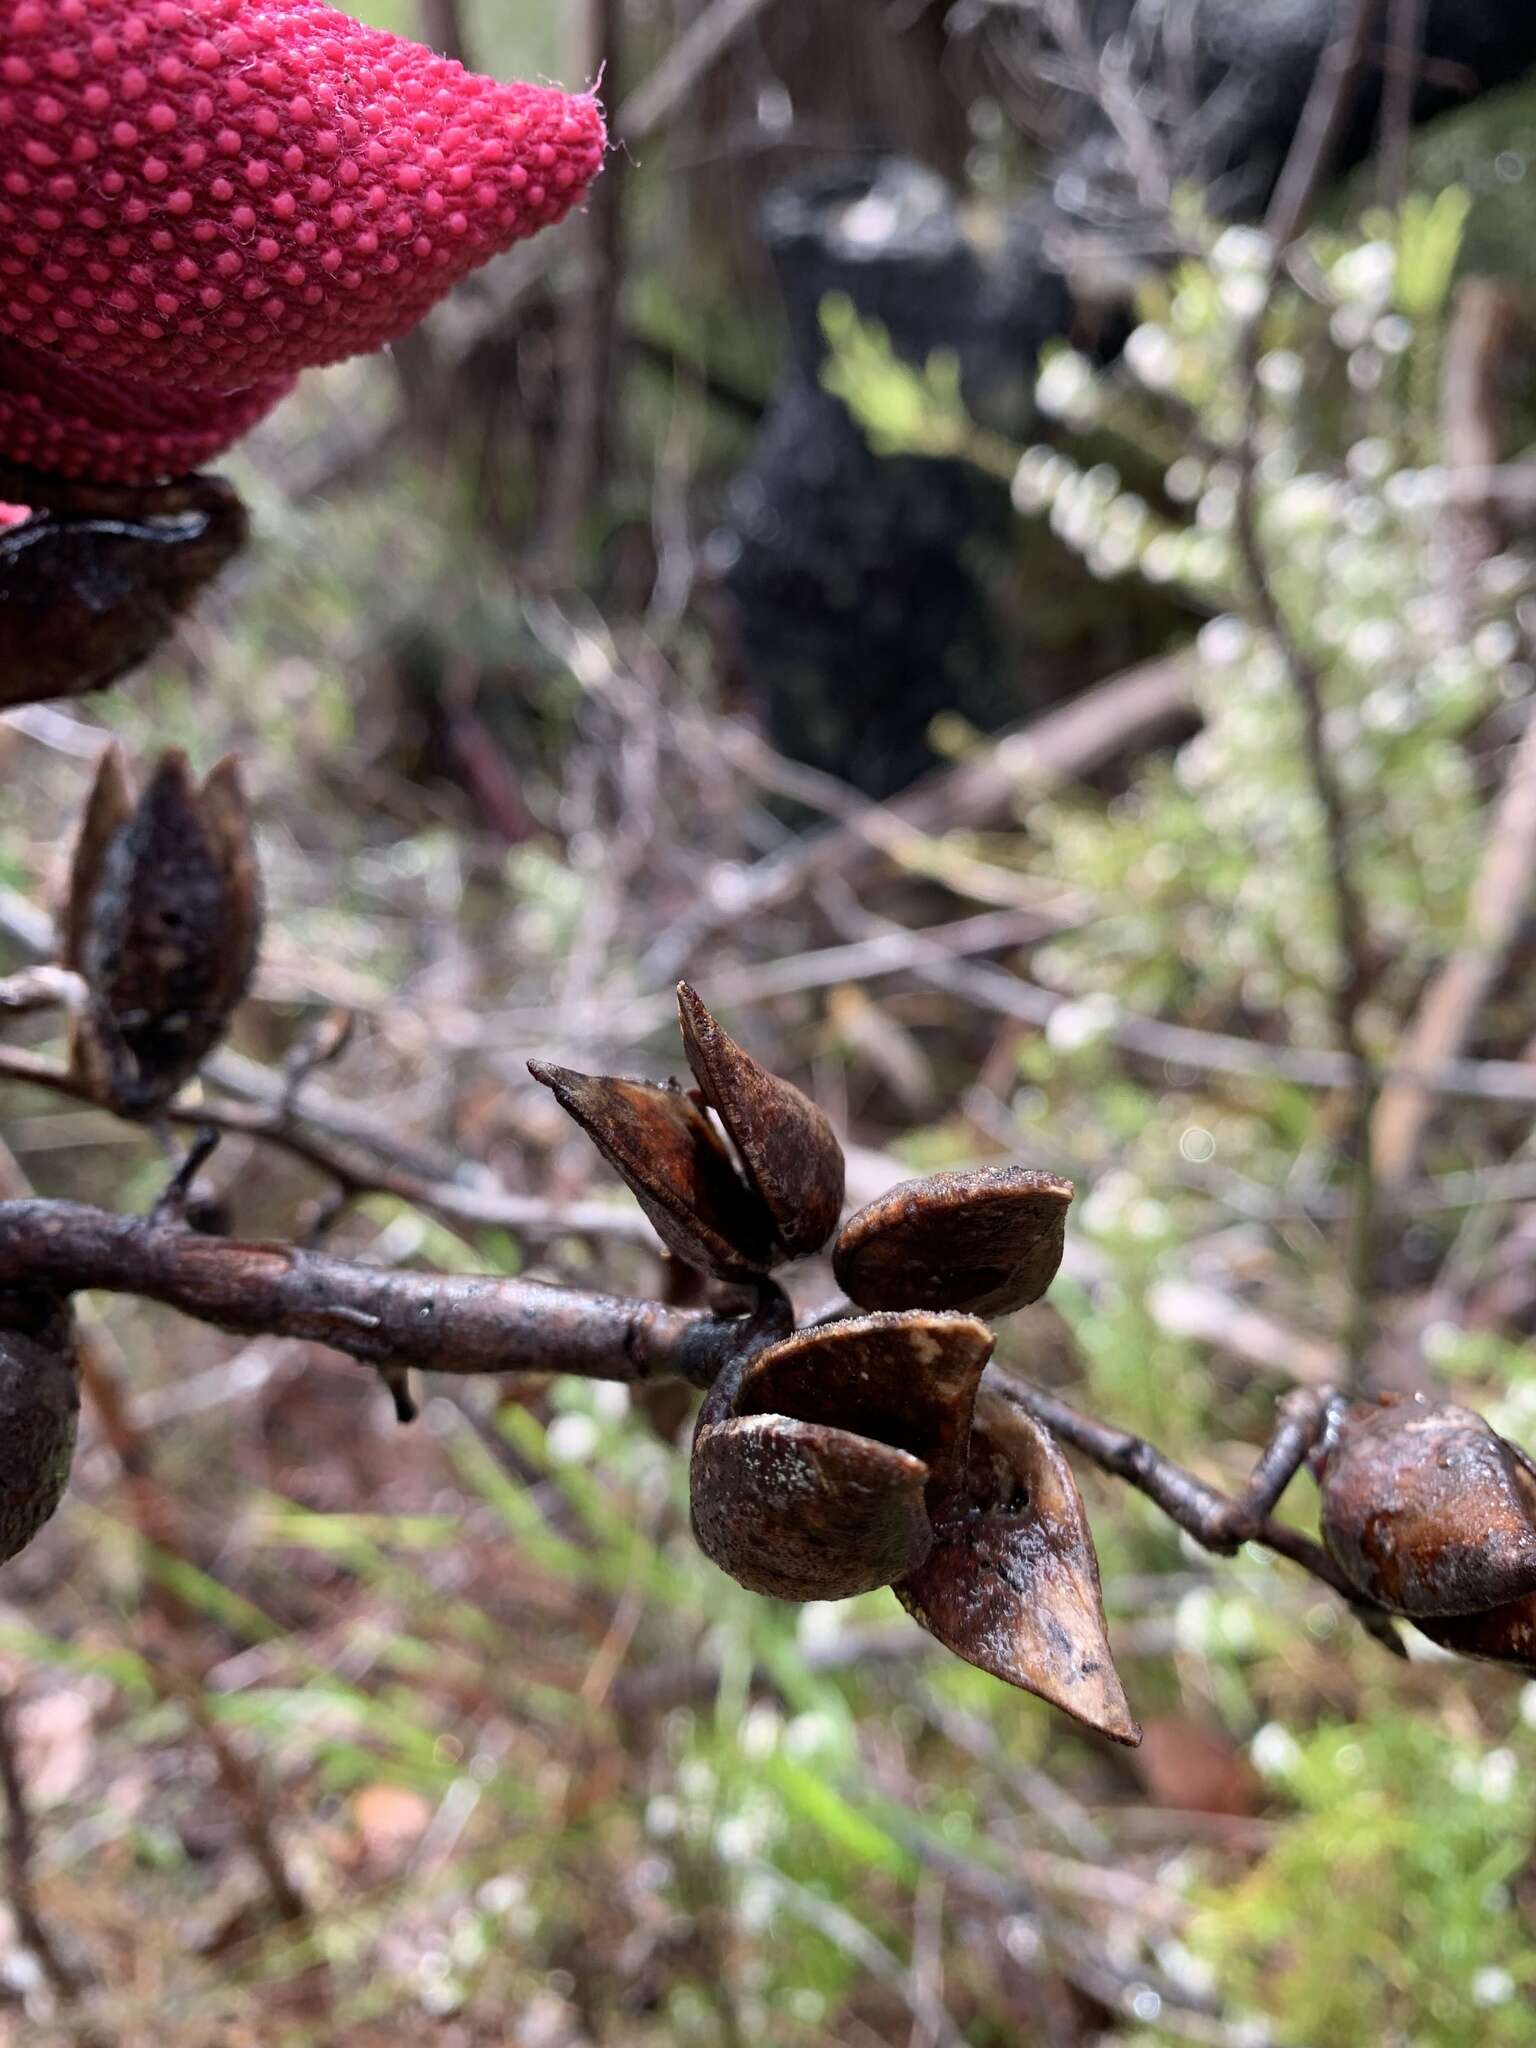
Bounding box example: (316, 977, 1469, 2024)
(0, 1199, 781, 1392)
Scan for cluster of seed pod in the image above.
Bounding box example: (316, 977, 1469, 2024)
(534, 988, 1140, 1745)
(14, 753, 1536, 1738)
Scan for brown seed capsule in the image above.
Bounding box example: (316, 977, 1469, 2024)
(528, 1062, 778, 1277)
(690, 1311, 993, 1602)
(692, 1414, 933, 1601)
(60, 745, 134, 974)
(1318, 1396, 1536, 1618)
(732, 1310, 993, 1499)
(833, 1166, 1074, 1318)
(0, 471, 247, 710)
(1416, 1593, 1536, 1674)
(896, 1387, 1140, 1745)
(66, 750, 261, 1116)
(676, 984, 845, 1257)
(0, 1294, 80, 1567)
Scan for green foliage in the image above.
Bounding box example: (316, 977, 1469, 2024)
(1185, 1713, 1536, 2046)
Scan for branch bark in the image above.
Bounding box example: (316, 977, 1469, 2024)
(0, 1200, 762, 1390)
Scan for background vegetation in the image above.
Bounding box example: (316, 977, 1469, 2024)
(5, 3, 1536, 2043)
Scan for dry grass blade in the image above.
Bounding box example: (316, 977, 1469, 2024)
(834, 1166, 1073, 1318)
(528, 1060, 778, 1275)
(898, 1389, 1140, 1745)
(676, 981, 845, 1256)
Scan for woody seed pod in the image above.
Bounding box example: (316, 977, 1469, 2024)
(1317, 1395, 1536, 1619)
(0, 1294, 80, 1568)
(64, 749, 262, 1116)
(833, 1166, 1073, 1318)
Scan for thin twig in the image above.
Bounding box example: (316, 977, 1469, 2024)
(1265, 0, 1386, 248)
(989, 1371, 1404, 1654)
(0, 1690, 84, 2013)
(1377, 0, 1425, 211)
(1236, 13, 1387, 1383)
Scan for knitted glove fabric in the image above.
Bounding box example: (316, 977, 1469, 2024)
(0, 0, 606, 481)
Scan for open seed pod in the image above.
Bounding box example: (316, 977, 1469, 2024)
(0, 1294, 80, 1567)
(1416, 1593, 1536, 1674)
(1318, 1396, 1536, 1618)
(0, 472, 248, 710)
(676, 984, 845, 1257)
(64, 749, 262, 1116)
(691, 1311, 993, 1602)
(833, 1166, 1074, 1318)
(897, 1386, 1140, 1745)
(529, 1064, 778, 1278)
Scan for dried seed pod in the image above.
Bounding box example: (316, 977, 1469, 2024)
(0, 1294, 80, 1567)
(67, 751, 262, 1116)
(690, 1311, 992, 1602)
(833, 1166, 1074, 1318)
(529, 1062, 777, 1277)
(1318, 1396, 1536, 1618)
(896, 1388, 1140, 1745)
(732, 1310, 993, 1498)
(60, 744, 134, 973)
(676, 984, 845, 1257)
(1416, 1593, 1536, 1674)
(692, 1414, 933, 1601)
(0, 473, 247, 709)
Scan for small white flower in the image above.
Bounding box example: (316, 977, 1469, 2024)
(1250, 1723, 1301, 1777)
(1036, 350, 1100, 423)
(1198, 616, 1250, 666)
(796, 1601, 844, 1652)
(1332, 239, 1396, 306)
(1212, 225, 1273, 273)
(1473, 1968, 1516, 2008)
(1045, 992, 1119, 1053)
(1220, 273, 1268, 322)
(1474, 621, 1520, 668)
(545, 1412, 599, 1462)
(1257, 348, 1304, 397)
(1123, 322, 1179, 391)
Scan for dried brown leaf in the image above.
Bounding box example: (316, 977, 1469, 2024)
(528, 1062, 777, 1276)
(1319, 1397, 1536, 1618)
(833, 1166, 1074, 1318)
(896, 1387, 1139, 1744)
(678, 982, 846, 1256)
(692, 1412, 931, 1600)
(733, 1310, 993, 1498)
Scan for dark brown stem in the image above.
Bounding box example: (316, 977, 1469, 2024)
(0, 1199, 763, 1391)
